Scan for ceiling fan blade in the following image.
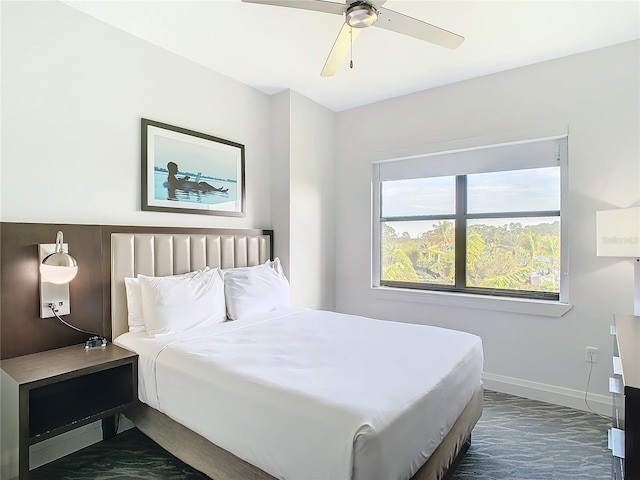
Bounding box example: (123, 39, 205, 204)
(240, 0, 344, 15)
(375, 8, 464, 49)
(368, 0, 388, 9)
(321, 23, 362, 77)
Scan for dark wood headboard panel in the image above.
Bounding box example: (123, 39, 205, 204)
(0, 223, 272, 359)
(1, 223, 103, 359)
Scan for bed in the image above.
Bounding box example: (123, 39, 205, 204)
(108, 230, 483, 480)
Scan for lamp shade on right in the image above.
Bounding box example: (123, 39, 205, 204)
(596, 207, 640, 258)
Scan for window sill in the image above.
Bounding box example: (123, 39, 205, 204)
(371, 286, 573, 317)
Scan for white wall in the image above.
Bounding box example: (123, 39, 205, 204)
(334, 40, 640, 412)
(289, 91, 336, 310)
(1, 0, 272, 229)
(270, 90, 336, 309)
(270, 91, 292, 271)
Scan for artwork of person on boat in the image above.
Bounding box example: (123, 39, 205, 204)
(165, 161, 229, 200)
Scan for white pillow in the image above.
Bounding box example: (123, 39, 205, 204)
(221, 258, 284, 277)
(124, 268, 209, 333)
(124, 277, 145, 333)
(224, 259, 290, 320)
(139, 268, 226, 336)
(271, 257, 285, 276)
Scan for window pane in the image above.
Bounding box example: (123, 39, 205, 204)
(466, 217, 560, 293)
(381, 220, 455, 286)
(467, 167, 560, 214)
(381, 176, 455, 218)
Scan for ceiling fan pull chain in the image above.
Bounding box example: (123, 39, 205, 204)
(350, 26, 354, 69)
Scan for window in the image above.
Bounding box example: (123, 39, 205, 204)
(373, 137, 567, 301)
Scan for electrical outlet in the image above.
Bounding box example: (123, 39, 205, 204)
(585, 346, 598, 363)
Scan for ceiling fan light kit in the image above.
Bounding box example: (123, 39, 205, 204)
(345, 2, 378, 28)
(241, 0, 464, 76)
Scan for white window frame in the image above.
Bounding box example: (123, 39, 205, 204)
(371, 134, 572, 317)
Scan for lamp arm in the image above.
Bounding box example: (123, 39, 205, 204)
(55, 231, 64, 254)
(47, 303, 104, 339)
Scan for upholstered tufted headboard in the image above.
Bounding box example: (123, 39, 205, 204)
(110, 230, 272, 339)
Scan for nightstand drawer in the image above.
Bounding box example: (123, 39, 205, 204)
(613, 356, 623, 376)
(610, 377, 625, 430)
(608, 427, 625, 459)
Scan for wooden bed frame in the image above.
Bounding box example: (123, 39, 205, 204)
(107, 228, 482, 480)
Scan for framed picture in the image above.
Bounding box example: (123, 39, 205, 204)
(141, 118, 245, 217)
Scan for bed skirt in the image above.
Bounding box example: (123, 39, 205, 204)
(124, 385, 483, 480)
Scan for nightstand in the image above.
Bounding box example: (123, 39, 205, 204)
(1, 343, 138, 480)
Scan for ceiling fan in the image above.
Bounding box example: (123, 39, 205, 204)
(240, 0, 464, 76)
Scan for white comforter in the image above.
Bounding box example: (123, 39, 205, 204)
(115, 307, 483, 480)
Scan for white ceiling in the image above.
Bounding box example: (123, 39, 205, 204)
(64, 0, 640, 112)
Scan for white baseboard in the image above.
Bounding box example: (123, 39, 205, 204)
(29, 415, 135, 471)
(483, 372, 612, 417)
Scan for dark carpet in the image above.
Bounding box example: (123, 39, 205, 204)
(31, 390, 611, 480)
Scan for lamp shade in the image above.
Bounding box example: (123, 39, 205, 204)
(596, 207, 640, 257)
(40, 253, 78, 284)
(39, 231, 78, 285)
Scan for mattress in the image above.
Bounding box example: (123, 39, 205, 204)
(115, 307, 483, 480)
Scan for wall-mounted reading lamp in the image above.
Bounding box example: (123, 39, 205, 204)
(596, 207, 640, 315)
(39, 231, 106, 349)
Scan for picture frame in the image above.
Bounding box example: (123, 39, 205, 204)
(141, 118, 245, 217)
